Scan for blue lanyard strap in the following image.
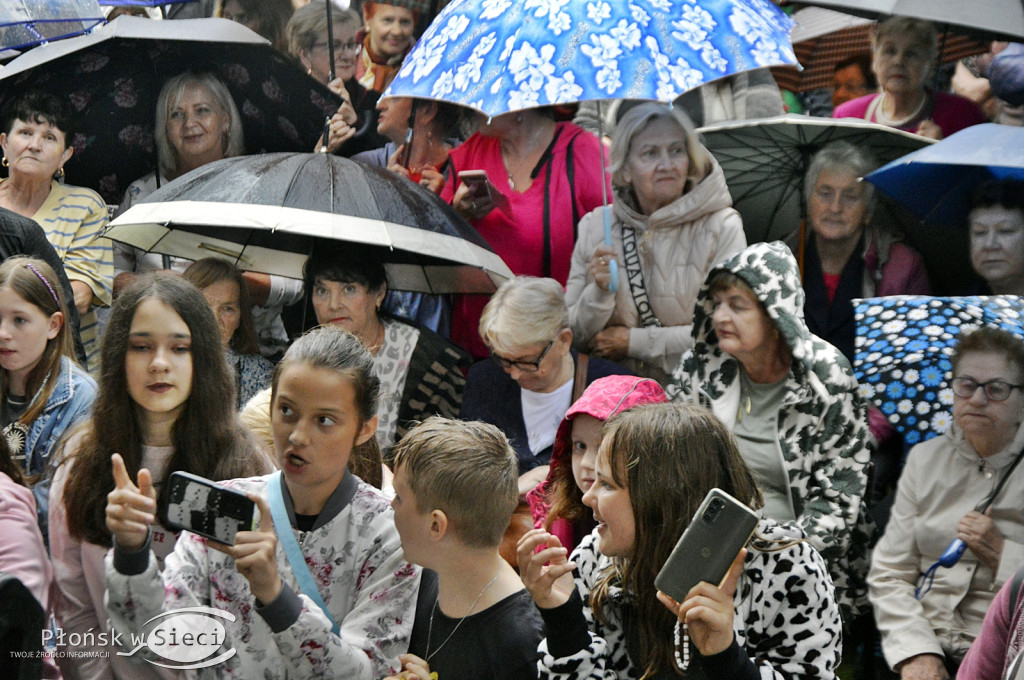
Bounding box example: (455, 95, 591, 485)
(266, 471, 340, 635)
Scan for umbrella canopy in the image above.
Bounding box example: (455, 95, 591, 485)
(382, 0, 798, 117)
(0, 15, 340, 203)
(0, 0, 104, 50)
(854, 295, 1024, 445)
(105, 152, 514, 294)
(770, 7, 987, 93)
(790, 0, 1024, 42)
(865, 123, 1024, 228)
(98, 1, 192, 5)
(697, 114, 933, 243)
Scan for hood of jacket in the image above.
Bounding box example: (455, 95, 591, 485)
(612, 145, 734, 233)
(549, 375, 668, 470)
(687, 241, 859, 396)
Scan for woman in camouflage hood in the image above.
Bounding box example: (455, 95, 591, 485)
(668, 240, 874, 622)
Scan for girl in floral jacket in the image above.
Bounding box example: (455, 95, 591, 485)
(104, 325, 419, 679)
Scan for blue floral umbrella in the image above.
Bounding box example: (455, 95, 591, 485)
(0, 0, 103, 51)
(854, 295, 1024, 445)
(383, 0, 798, 117)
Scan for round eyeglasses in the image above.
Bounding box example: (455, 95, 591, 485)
(951, 377, 1024, 402)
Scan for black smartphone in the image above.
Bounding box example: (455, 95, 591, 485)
(654, 488, 759, 603)
(164, 471, 255, 546)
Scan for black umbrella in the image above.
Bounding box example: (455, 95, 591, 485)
(0, 15, 341, 203)
(105, 152, 514, 294)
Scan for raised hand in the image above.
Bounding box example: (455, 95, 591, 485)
(106, 453, 157, 552)
(517, 528, 576, 609)
(207, 493, 282, 605)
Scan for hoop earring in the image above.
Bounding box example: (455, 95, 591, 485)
(1, 157, 7, 167)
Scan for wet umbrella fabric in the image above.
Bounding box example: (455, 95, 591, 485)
(697, 114, 932, 244)
(105, 152, 514, 294)
(383, 0, 798, 118)
(854, 295, 1024, 445)
(790, 0, 1024, 42)
(0, 0, 103, 51)
(865, 123, 1024, 228)
(0, 15, 340, 204)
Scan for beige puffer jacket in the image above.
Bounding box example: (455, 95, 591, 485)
(565, 152, 746, 385)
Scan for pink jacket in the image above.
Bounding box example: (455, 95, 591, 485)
(0, 472, 61, 678)
(525, 375, 667, 551)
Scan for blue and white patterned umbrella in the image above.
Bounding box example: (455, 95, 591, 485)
(383, 0, 798, 117)
(854, 295, 1024, 445)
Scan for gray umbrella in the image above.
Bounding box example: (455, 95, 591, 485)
(790, 0, 1024, 42)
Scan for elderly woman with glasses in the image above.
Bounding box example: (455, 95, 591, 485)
(869, 327, 1024, 680)
(460, 276, 625, 496)
(287, 3, 388, 156)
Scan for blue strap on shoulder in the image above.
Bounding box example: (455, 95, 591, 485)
(266, 471, 340, 635)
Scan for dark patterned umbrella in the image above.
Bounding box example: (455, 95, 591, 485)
(854, 295, 1024, 445)
(0, 15, 340, 203)
(105, 152, 514, 293)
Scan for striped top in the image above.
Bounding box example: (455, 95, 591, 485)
(24, 180, 112, 374)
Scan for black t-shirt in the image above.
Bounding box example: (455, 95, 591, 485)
(409, 569, 543, 680)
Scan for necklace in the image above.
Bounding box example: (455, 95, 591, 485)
(500, 146, 516, 190)
(873, 91, 927, 127)
(365, 318, 386, 355)
(425, 567, 501, 663)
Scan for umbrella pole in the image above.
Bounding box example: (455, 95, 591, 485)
(596, 101, 618, 293)
(326, 0, 336, 83)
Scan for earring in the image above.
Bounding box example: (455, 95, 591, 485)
(55, 166, 65, 179)
(1, 157, 7, 167)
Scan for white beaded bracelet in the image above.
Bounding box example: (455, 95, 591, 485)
(673, 618, 690, 671)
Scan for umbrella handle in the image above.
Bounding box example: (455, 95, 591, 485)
(603, 191, 618, 293)
(938, 538, 967, 568)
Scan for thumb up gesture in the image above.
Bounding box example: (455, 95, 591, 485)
(105, 453, 157, 552)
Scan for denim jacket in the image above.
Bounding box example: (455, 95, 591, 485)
(25, 356, 96, 538)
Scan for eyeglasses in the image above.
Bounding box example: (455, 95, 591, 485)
(951, 377, 1024, 402)
(490, 340, 554, 373)
(812, 186, 864, 210)
(313, 40, 362, 55)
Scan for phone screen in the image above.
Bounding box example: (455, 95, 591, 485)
(165, 472, 255, 545)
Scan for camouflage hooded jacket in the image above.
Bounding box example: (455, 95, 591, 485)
(668, 241, 875, 620)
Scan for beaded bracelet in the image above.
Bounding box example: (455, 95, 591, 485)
(673, 618, 690, 672)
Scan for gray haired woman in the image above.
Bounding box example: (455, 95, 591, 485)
(564, 102, 746, 385)
(461, 276, 625, 495)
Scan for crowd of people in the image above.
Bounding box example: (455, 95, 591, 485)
(2, 3, 1024, 680)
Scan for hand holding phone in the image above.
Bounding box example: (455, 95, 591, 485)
(165, 471, 256, 546)
(458, 169, 491, 199)
(654, 488, 758, 602)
